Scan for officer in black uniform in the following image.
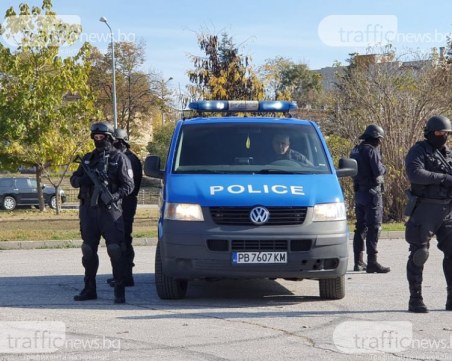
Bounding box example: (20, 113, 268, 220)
(269, 133, 313, 166)
(405, 115, 452, 313)
(70, 122, 134, 304)
(350, 124, 390, 273)
(107, 128, 143, 287)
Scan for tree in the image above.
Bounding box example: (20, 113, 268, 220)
(89, 41, 154, 142)
(258, 57, 322, 106)
(328, 49, 452, 221)
(187, 32, 264, 100)
(0, 0, 98, 212)
(147, 122, 176, 168)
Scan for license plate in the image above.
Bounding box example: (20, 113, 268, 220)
(232, 252, 287, 264)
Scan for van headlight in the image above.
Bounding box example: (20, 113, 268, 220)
(164, 203, 204, 221)
(312, 202, 346, 221)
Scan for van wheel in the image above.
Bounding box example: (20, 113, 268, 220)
(155, 242, 188, 299)
(319, 275, 345, 300)
(3, 196, 17, 211)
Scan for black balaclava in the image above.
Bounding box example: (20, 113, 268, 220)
(93, 135, 112, 152)
(426, 132, 448, 149)
(114, 140, 127, 152)
(363, 137, 381, 148)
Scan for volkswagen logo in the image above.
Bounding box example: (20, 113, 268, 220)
(250, 206, 270, 225)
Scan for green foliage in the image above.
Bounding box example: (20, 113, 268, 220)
(259, 57, 322, 105)
(146, 122, 176, 167)
(0, 0, 99, 211)
(325, 135, 355, 218)
(187, 32, 264, 100)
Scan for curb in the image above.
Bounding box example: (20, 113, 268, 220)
(0, 238, 158, 250)
(0, 232, 406, 250)
(376, 230, 405, 240)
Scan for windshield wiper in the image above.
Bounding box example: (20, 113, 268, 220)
(177, 169, 225, 174)
(255, 169, 304, 174)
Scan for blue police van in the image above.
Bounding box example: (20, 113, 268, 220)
(144, 100, 357, 299)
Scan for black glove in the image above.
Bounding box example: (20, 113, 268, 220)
(105, 192, 120, 205)
(443, 175, 452, 187)
(111, 192, 120, 202)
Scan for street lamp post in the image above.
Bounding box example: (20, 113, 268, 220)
(99, 16, 118, 130)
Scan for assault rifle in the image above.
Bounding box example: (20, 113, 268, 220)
(74, 155, 118, 209)
(435, 149, 452, 175)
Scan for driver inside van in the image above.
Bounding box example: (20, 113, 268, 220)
(268, 133, 313, 166)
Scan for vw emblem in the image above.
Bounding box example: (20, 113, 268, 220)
(250, 206, 270, 225)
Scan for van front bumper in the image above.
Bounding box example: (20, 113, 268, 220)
(158, 219, 349, 280)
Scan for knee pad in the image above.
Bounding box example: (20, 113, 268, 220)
(107, 244, 122, 262)
(81, 243, 94, 260)
(412, 247, 429, 266)
(372, 225, 382, 235)
(354, 223, 367, 233)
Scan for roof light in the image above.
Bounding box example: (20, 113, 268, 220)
(188, 100, 298, 113)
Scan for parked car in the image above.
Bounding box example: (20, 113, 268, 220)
(0, 177, 66, 211)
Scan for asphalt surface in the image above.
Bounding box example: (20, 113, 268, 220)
(1, 236, 452, 360)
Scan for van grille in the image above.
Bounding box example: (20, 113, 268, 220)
(207, 239, 313, 252)
(210, 206, 307, 226)
(231, 239, 288, 251)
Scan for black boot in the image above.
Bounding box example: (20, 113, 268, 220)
(409, 284, 428, 313)
(442, 258, 452, 310)
(353, 252, 367, 271)
(107, 277, 134, 287)
(446, 287, 452, 311)
(124, 261, 135, 287)
(74, 278, 97, 301)
(366, 254, 390, 273)
(114, 283, 125, 304)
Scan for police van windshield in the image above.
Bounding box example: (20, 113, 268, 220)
(172, 123, 331, 174)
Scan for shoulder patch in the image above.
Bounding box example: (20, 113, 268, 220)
(128, 169, 134, 178)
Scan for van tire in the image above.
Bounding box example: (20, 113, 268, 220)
(319, 275, 345, 300)
(155, 242, 188, 299)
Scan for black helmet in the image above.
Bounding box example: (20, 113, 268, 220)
(114, 128, 129, 145)
(424, 115, 452, 135)
(359, 124, 384, 140)
(90, 122, 115, 140)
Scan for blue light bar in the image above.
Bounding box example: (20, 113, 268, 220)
(188, 100, 298, 113)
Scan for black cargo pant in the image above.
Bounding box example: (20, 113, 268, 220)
(79, 202, 126, 285)
(353, 188, 383, 256)
(122, 195, 138, 275)
(405, 199, 452, 287)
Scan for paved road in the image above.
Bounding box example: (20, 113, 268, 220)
(0, 238, 451, 361)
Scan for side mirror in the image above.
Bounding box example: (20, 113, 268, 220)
(336, 158, 357, 178)
(144, 155, 164, 179)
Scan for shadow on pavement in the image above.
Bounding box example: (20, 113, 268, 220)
(0, 273, 343, 310)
